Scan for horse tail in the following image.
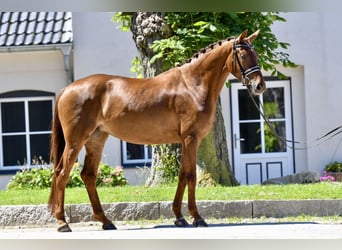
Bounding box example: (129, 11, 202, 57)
(48, 91, 65, 214)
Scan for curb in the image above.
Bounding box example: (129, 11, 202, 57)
(1, 199, 342, 227)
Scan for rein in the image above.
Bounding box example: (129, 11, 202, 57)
(232, 38, 342, 150)
(246, 87, 342, 150)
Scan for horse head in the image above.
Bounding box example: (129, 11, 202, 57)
(230, 30, 266, 95)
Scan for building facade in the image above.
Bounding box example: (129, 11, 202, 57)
(0, 12, 73, 187)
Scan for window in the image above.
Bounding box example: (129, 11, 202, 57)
(121, 141, 152, 167)
(237, 87, 287, 154)
(0, 91, 54, 171)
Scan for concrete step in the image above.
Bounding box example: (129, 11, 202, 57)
(1, 199, 342, 227)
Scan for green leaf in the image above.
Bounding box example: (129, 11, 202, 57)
(112, 12, 132, 32)
(225, 81, 232, 88)
(209, 24, 217, 32)
(279, 42, 290, 49)
(193, 21, 208, 26)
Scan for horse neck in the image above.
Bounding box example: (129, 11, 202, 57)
(179, 42, 233, 110)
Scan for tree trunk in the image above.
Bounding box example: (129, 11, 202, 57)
(197, 97, 239, 186)
(130, 12, 179, 186)
(130, 12, 238, 186)
(130, 12, 169, 78)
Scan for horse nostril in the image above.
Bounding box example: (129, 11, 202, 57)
(256, 83, 263, 90)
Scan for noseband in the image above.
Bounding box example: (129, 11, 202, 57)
(232, 39, 261, 86)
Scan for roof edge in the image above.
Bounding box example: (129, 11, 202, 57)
(0, 43, 72, 53)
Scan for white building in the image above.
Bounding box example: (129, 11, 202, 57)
(0, 12, 341, 188)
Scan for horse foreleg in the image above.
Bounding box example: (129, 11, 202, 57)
(173, 167, 189, 227)
(187, 168, 208, 227)
(173, 135, 208, 227)
(82, 130, 116, 230)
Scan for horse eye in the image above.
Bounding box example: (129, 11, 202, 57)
(240, 53, 246, 59)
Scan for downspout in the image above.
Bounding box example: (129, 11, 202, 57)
(59, 44, 74, 84)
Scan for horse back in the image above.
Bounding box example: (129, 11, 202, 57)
(57, 73, 205, 144)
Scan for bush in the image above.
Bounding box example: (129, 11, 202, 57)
(7, 162, 127, 190)
(7, 167, 53, 189)
(324, 161, 342, 173)
(96, 163, 128, 187)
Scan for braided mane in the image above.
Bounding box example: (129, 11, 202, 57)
(178, 36, 235, 67)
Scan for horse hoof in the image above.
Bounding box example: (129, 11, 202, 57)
(102, 223, 117, 230)
(193, 219, 208, 227)
(174, 217, 190, 227)
(57, 223, 72, 232)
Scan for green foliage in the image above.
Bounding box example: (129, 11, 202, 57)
(112, 12, 132, 32)
(263, 123, 281, 152)
(149, 39, 186, 69)
(114, 12, 297, 77)
(165, 12, 296, 76)
(130, 56, 144, 78)
(96, 163, 128, 187)
(7, 163, 127, 190)
(7, 167, 54, 190)
(255, 102, 283, 152)
(325, 161, 342, 173)
(157, 144, 181, 183)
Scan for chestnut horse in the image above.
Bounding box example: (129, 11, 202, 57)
(48, 30, 265, 232)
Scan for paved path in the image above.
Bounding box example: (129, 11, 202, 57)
(3, 221, 342, 250)
(1, 221, 342, 239)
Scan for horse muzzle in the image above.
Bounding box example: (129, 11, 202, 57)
(246, 75, 265, 96)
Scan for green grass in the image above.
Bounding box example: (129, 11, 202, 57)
(1, 182, 342, 206)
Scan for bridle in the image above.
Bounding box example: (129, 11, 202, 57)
(232, 39, 261, 86)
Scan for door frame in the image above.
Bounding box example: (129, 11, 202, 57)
(229, 77, 296, 184)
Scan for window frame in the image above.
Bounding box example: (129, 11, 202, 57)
(0, 93, 54, 172)
(121, 141, 152, 167)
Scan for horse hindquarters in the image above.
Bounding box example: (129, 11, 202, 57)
(48, 90, 94, 231)
(48, 109, 83, 231)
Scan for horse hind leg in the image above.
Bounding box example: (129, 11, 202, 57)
(81, 129, 116, 230)
(53, 144, 83, 232)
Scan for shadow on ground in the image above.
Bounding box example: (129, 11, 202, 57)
(125, 221, 319, 230)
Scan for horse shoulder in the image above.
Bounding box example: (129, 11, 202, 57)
(177, 68, 210, 111)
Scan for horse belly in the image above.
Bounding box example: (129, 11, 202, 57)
(102, 111, 182, 145)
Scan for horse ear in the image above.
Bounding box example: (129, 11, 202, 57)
(236, 30, 248, 43)
(247, 29, 260, 43)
